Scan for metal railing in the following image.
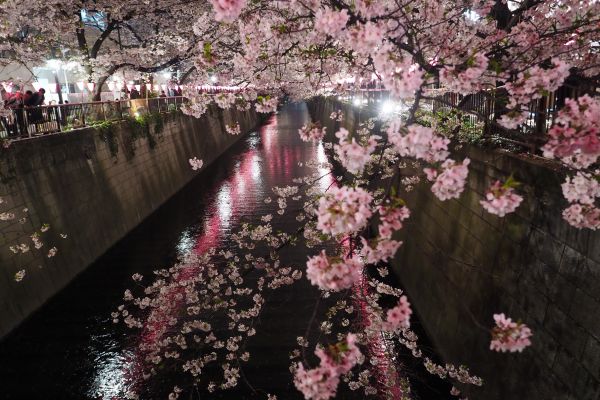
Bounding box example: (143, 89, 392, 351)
(0, 96, 187, 139)
(345, 83, 598, 151)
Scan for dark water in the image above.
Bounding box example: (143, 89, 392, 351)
(0, 103, 449, 400)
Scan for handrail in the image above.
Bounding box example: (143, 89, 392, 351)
(0, 96, 188, 140)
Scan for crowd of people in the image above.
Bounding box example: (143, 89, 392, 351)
(1, 86, 47, 136)
(0, 82, 187, 138)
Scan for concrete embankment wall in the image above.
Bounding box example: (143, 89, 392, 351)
(0, 105, 261, 337)
(308, 97, 600, 400)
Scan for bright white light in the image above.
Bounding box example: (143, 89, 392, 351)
(210, 76, 218, 83)
(381, 100, 395, 115)
(162, 72, 171, 79)
(353, 98, 362, 107)
(46, 59, 61, 71)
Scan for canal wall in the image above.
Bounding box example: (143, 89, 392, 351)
(0, 105, 261, 337)
(308, 98, 600, 400)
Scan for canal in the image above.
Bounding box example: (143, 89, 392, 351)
(0, 102, 450, 400)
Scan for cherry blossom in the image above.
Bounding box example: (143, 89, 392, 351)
(480, 179, 523, 217)
(299, 123, 326, 143)
(425, 159, 471, 201)
(294, 333, 362, 400)
(561, 172, 600, 205)
(255, 97, 278, 113)
(562, 204, 600, 230)
(490, 313, 533, 353)
(225, 123, 241, 135)
(314, 8, 349, 36)
(209, 0, 247, 23)
(542, 95, 600, 169)
(440, 52, 489, 94)
(316, 186, 372, 236)
(189, 157, 204, 171)
(388, 124, 449, 163)
(306, 250, 362, 291)
(377, 204, 410, 239)
(333, 128, 380, 175)
(384, 296, 412, 331)
(360, 237, 402, 264)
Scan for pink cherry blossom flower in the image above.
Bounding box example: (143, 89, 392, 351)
(561, 172, 600, 205)
(294, 364, 339, 400)
(316, 185, 373, 236)
(373, 46, 424, 99)
(562, 204, 600, 230)
(360, 237, 402, 264)
(388, 124, 449, 163)
(255, 97, 278, 113)
(490, 313, 532, 353)
(440, 52, 489, 94)
(189, 157, 204, 171)
(384, 296, 412, 331)
(480, 180, 523, 217)
(542, 95, 600, 169)
(294, 333, 362, 400)
(299, 123, 326, 143)
(426, 159, 470, 201)
(315, 333, 362, 375)
(334, 128, 380, 174)
(377, 204, 410, 238)
(209, 0, 247, 23)
(226, 123, 241, 135)
(306, 250, 362, 291)
(314, 8, 349, 36)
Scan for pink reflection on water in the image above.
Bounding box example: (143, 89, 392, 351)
(353, 275, 405, 400)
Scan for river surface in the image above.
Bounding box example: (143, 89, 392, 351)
(0, 102, 449, 400)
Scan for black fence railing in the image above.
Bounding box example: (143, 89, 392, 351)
(345, 83, 597, 152)
(0, 96, 187, 140)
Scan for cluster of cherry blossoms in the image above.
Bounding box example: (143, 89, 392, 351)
(440, 52, 490, 95)
(188, 157, 204, 171)
(424, 159, 471, 201)
(306, 251, 362, 291)
(480, 179, 524, 217)
(316, 185, 372, 236)
(538, 95, 600, 229)
(294, 334, 362, 400)
(561, 171, 600, 230)
(333, 128, 380, 175)
(299, 123, 327, 143)
(542, 95, 600, 170)
(490, 313, 533, 353)
(225, 123, 241, 135)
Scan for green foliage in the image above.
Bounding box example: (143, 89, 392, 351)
(94, 120, 119, 158)
(125, 112, 165, 149)
(419, 108, 485, 145)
